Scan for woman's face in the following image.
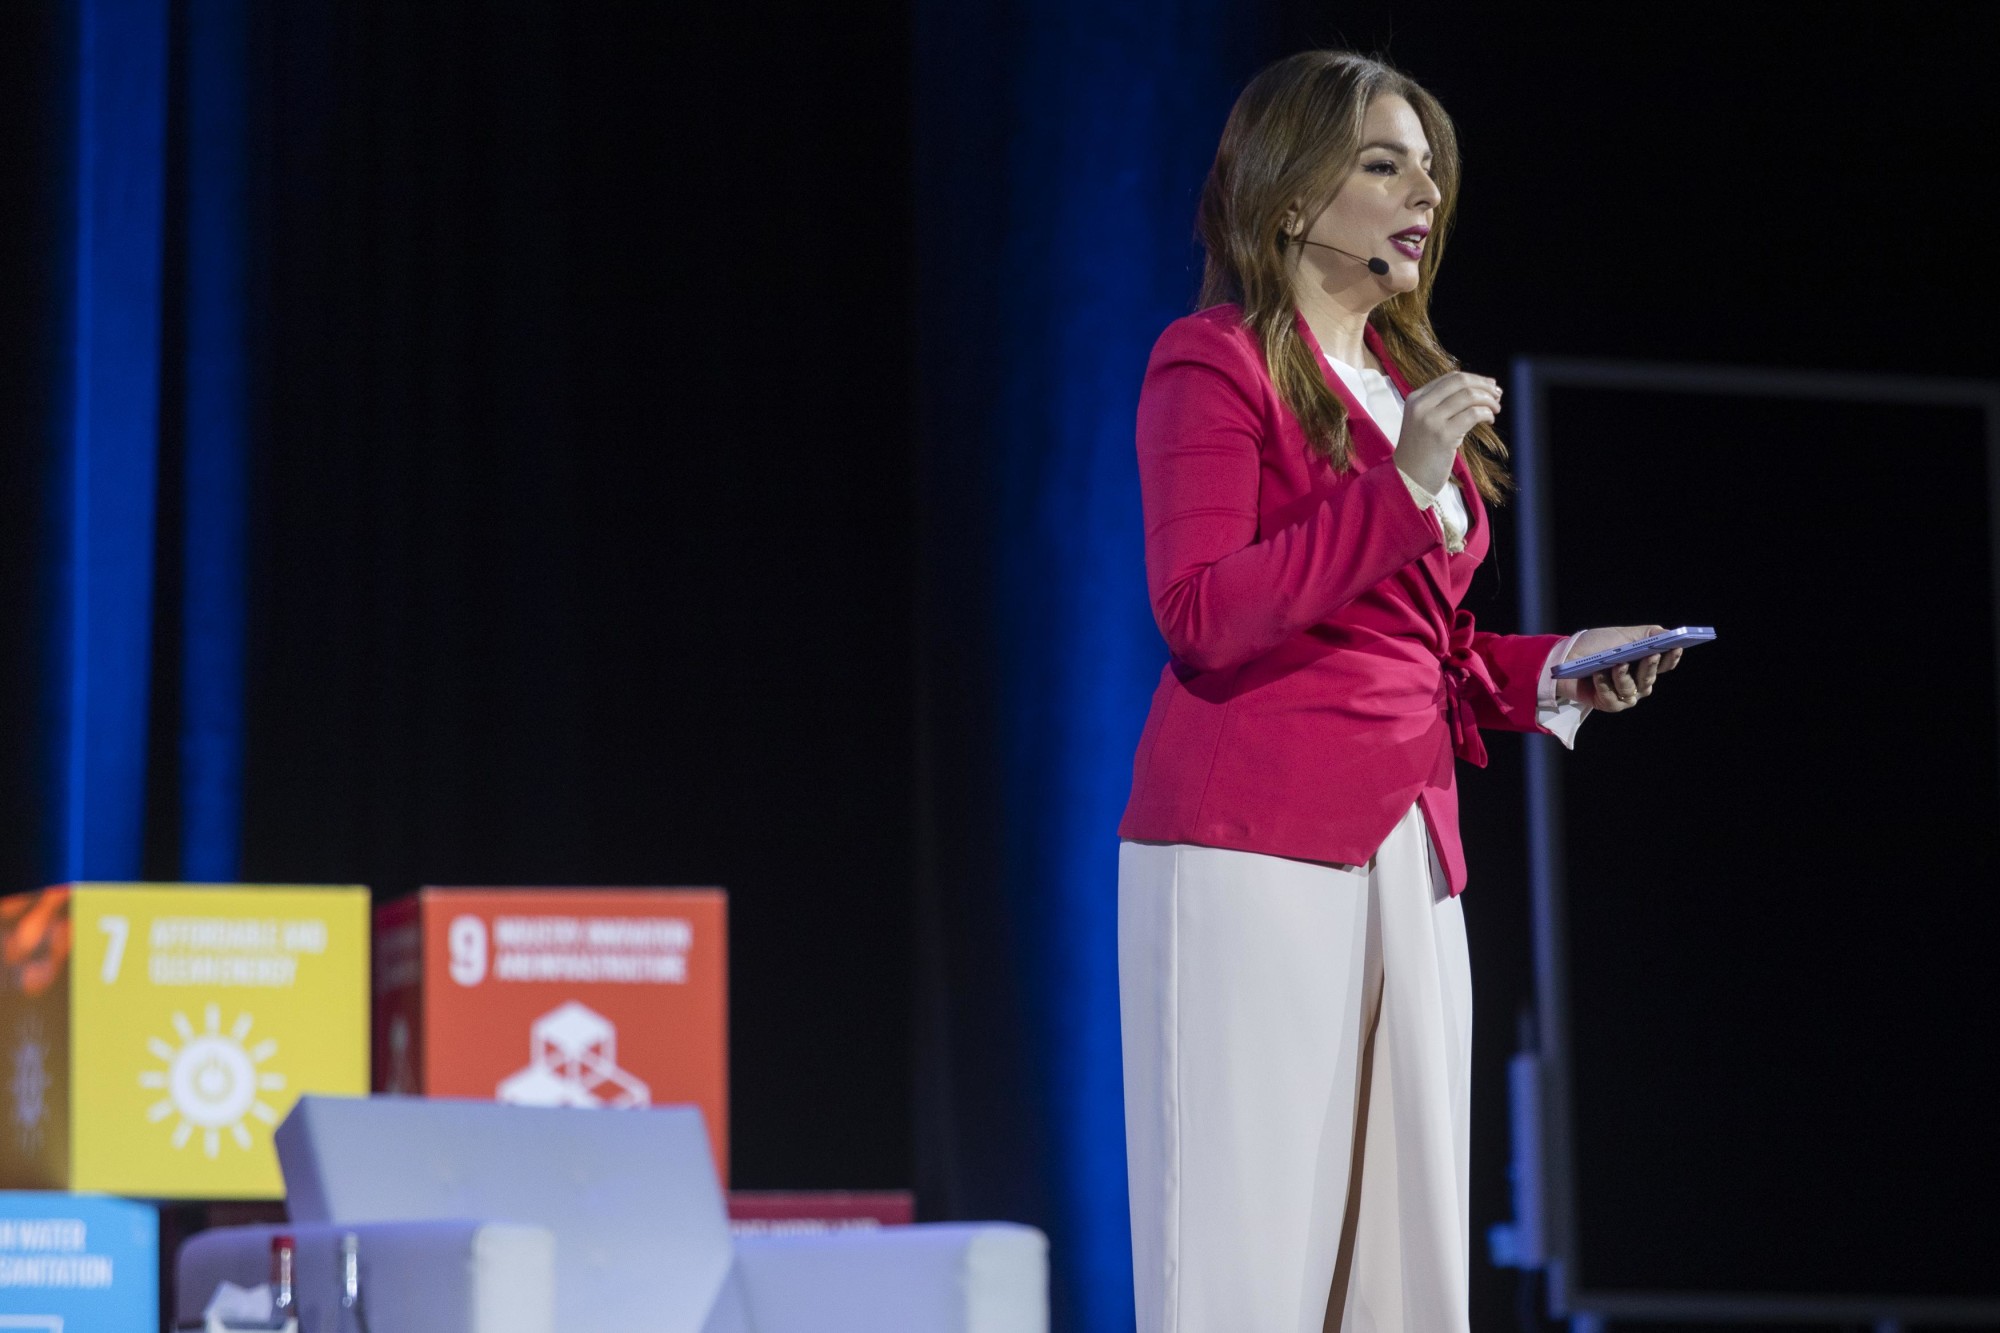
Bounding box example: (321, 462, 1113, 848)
(1292, 93, 1442, 296)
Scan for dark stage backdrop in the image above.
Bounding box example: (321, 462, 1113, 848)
(4, 4, 1997, 1331)
(0, 6, 67, 899)
(1543, 388, 2000, 1303)
(208, 3, 921, 1192)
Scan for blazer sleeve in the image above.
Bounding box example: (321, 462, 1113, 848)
(1137, 317, 1442, 674)
(1464, 628, 1573, 733)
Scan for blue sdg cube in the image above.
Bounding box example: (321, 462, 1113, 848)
(0, 1192, 158, 1331)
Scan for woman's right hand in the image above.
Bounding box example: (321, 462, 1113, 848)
(1394, 371, 1502, 494)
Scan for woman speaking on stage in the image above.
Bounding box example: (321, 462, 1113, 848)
(1116, 50, 1684, 1333)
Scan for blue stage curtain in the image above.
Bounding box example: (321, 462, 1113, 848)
(912, 7, 1277, 1328)
(24, 0, 249, 886)
(48, 0, 171, 881)
(177, 0, 250, 881)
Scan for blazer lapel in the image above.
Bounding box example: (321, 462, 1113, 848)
(1293, 311, 1397, 472)
(1363, 328, 1487, 544)
(1294, 312, 1483, 617)
(1362, 323, 1483, 541)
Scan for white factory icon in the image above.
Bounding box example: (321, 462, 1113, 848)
(496, 1000, 651, 1109)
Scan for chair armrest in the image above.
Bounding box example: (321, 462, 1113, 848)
(730, 1222, 1047, 1333)
(176, 1220, 554, 1333)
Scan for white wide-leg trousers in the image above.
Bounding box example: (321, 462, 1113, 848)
(1118, 801, 1473, 1333)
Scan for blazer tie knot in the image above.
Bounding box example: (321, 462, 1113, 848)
(1441, 608, 1499, 769)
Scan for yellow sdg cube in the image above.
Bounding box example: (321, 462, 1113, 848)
(0, 883, 369, 1198)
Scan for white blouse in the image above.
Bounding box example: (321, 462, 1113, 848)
(1323, 350, 1589, 747)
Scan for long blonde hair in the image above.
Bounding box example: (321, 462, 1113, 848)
(1196, 50, 1509, 504)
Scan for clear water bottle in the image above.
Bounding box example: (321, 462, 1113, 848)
(337, 1231, 372, 1333)
(269, 1233, 298, 1328)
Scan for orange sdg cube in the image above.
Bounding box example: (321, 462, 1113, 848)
(373, 888, 728, 1181)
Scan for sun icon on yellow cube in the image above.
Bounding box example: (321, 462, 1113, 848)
(139, 1004, 287, 1159)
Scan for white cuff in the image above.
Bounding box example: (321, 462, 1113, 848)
(1398, 469, 1465, 553)
(1537, 631, 1591, 749)
(1399, 468, 1442, 509)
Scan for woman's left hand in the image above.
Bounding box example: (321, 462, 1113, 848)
(1557, 624, 1684, 712)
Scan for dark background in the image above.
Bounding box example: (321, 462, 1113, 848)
(1548, 389, 1999, 1299)
(5, 3, 1996, 1329)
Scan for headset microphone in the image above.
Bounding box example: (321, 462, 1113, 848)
(1283, 234, 1391, 276)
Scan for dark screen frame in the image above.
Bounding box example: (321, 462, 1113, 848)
(1511, 356, 2000, 1326)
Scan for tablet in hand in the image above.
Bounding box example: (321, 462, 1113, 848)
(1550, 626, 1714, 680)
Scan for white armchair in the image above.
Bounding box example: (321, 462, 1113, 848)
(727, 1225, 1048, 1333)
(174, 1095, 1047, 1333)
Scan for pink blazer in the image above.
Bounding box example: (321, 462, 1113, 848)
(1116, 303, 1565, 895)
